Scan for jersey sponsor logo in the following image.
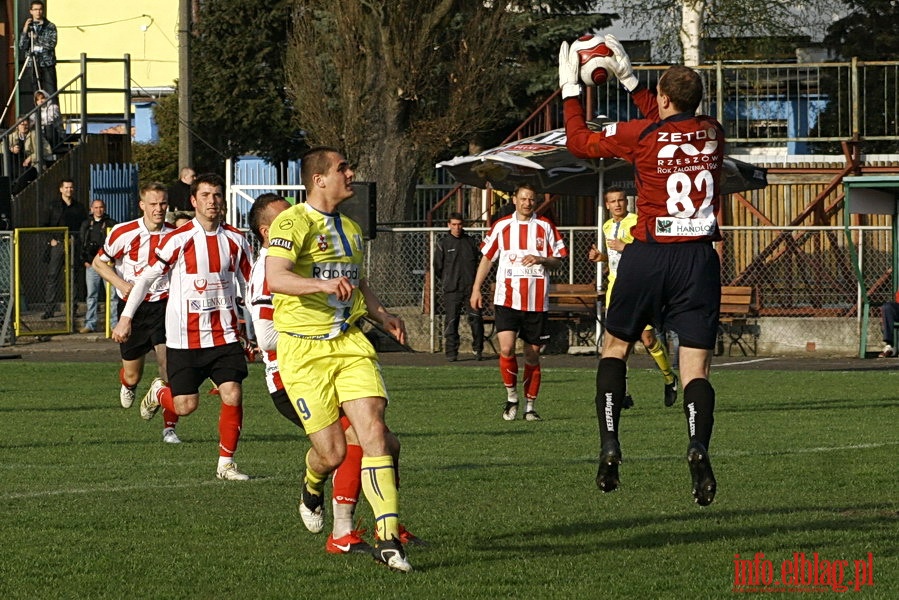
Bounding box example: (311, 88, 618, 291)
(270, 237, 293, 251)
(317, 234, 328, 252)
(311, 262, 360, 282)
(657, 128, 719, 159)
(188, 296, 231, 312)
(508, 265, 544, 278)
(655, 215, 717, 237)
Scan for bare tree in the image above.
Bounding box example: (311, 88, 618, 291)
(286, 1, 607, 224)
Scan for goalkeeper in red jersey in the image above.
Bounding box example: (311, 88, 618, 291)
(559, 35, 723, 506)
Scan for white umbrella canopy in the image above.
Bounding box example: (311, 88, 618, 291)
(437, 124, 768, 197)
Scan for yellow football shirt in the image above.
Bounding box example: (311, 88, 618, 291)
(267, 202, 368, 338)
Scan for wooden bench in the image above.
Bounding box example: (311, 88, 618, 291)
(717, 285, 759, 356)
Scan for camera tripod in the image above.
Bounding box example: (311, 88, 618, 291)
(0, 52, 41, 126)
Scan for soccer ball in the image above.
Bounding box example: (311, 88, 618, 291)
(573, 34, 613, 86)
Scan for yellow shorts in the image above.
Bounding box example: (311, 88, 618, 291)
(276, 326, 388, 434)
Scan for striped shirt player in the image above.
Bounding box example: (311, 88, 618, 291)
(100, 218, 173, 304)
(113, 173, 254, 481)
(470, 184, 567, 422)
(560, 38, 721, 505)
(480, 210, 568, 312)
(91, 183, 179, 440)
(152, 219, 252, 350)
(247, 245, 292, 421)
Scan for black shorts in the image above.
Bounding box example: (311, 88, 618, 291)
(493, 305, 550, 346)
(607, 240, 720, 349)
(119, 298, 167, 361)
(270, 388, 304, 430)
(166, 342, 248, 397)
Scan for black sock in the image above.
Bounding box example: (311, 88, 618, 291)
(595, 357, 627, 446)
(683, 378, 715, 449)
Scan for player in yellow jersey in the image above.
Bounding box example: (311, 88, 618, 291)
(589, 187, 678, 408)
(265, 147, 412, 573)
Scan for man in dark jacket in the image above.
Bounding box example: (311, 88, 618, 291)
(434, 212, 484, 361)
(78, 199, 116, 332)
(19, 1, 57, 95)
(41, 179, 84, 319)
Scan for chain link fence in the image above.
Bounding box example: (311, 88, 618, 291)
(1, 224, 892, 356)
(1, 232, 13, 346)
(367, 225, 891, 356)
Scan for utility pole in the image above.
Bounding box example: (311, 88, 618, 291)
(178, 0, 192, 169)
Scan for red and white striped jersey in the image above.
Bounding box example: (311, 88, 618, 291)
(98, 218, 175, 302)
(153, 220, 253, 350)
(247, 247, 283, 394)
(481, 214, 568, 312)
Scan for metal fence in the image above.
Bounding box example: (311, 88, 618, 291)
(518, 59, 899, 152)
(0, 231, 12, 346)
(0, 223, 892, 354)
(367, 225, 890, 354)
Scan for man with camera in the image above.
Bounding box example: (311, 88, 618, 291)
(19, 1, 57, 95)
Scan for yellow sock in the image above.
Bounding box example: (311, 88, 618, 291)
(361, 455, 400, 541)
(304, 449, 327, 496)
(647, 338, 675, 384)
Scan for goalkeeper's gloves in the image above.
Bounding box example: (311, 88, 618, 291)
(558, 41, 581, 99)
(603, 34, 639, 93)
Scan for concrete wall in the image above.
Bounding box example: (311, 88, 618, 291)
(394, 311, 878, 358)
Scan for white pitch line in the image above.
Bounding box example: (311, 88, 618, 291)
(2, 479, 230, 501)
(581, 441, 898, 463)
(715, 357, 777, 367)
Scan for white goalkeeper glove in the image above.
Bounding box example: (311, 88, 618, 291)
(603, 34, 639, 92)
(558, 41, 582, 99)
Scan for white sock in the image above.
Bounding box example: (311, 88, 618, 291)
(332, 499, 355, 539)
(217, 456, 234, 468)
(506, 387, 519, 402)
(526, 399, 534, 413)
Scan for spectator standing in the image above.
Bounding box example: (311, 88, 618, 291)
(560, 35, 724, 505)
(470, 184, 568, 422)
(93, 184, 179, 445)
(19, 1, 57, 95)
(113, 174, 253, 478)
(166, 167, 195, 215)
(434, 212, 484, 361)
(78, 199, 117, 333)
(40, 179, 84, 319)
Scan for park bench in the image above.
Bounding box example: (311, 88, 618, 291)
(717, 285, 759, 356)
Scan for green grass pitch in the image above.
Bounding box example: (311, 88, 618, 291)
(1, 361, 896, 598)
